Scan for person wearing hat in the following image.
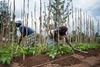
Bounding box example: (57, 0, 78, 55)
(15, 20, 35, 46)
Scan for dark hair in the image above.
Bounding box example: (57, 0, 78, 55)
(59, 26, 68, 36)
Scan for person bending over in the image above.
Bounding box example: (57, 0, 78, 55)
(46, 26, 87, 53)
(15, 20, 35, 46)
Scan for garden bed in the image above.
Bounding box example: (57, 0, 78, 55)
(0, 48, 100, 67)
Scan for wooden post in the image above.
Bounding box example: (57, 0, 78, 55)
(72, 3, 74, 42)
(39, 0, 42, 44)
(0, 8, 3, 44)
(26, 0, 29, 38)
(47, 0, 51, 32)
(80, 8, 82, 43)
(34, 2, 36, 45)
(58, 0, 60, 44)
(12, 0, 15, 60)
(7, 0, 10, 42)
(75, 8, 77, 43)
(87, 15, 89, 43)
(72, 3, 74, 31)
(90, 16, 92, 43)
(89, 16, 90, 43)
(43, 2, 47, 45)
(67, 13, 71, 42)
(22, 0, 26, 61)
(85, 12, 88, 43)
(77, 9, 80, 44)
(9, 2, 12, 42)
(97, 19, 99, 38)
(83, 12, 85, 43)
(92, 19, 95, 43)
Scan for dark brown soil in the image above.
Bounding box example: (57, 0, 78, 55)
(0, 48, 100, 67)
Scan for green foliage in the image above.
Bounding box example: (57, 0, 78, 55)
(0, 56, 11, 64)
(0, 42, 100, 64)
(35, 44, 46, 54)
(73, 43, 100, 51)
(14, 44, 46, 56)
(47, 43, 100, 59)
(0, 43, 47, 64)
(0, 1, 11, 32)
(47, 44, 74, 59)
(47, 45, 58, 59)
(0, 45, 12, 64)
(50, 0, 72, 27)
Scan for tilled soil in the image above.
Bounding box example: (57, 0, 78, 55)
(0, 48, 100, 67)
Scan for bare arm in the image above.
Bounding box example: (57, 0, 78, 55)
(65, 36, 88, 53)
(18, 30, 26, 45)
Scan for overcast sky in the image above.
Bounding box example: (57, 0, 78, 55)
(0, 0, 100, 33)
(73, 0, 100, 18)
(8, 0, 100, 20)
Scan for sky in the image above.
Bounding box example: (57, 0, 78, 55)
(9, 0, 100, 20)
(0, 0, 100, 33)
(73, 0, 100, 18)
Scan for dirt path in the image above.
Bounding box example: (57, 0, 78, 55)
(0, 48, 100, 67)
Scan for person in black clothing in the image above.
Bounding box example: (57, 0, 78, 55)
(46, 26, 74, 49)
(46, 26, 87, 53)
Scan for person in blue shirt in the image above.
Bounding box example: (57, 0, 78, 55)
(15, 20, 35, 45)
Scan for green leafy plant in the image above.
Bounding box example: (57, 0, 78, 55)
(0, 42, 100, 64)
(47, 44, 74, 59)
(0, 45, 12, 64)
(73, 43, 100, 51)
(47, 45, 58, 59)
(0, 56, 11, 64)
(28, 47, 36, 55)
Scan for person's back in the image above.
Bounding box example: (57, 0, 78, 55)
(19, 25, 34, 36)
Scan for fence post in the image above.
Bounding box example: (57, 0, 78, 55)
(11, 0, 15, 60)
